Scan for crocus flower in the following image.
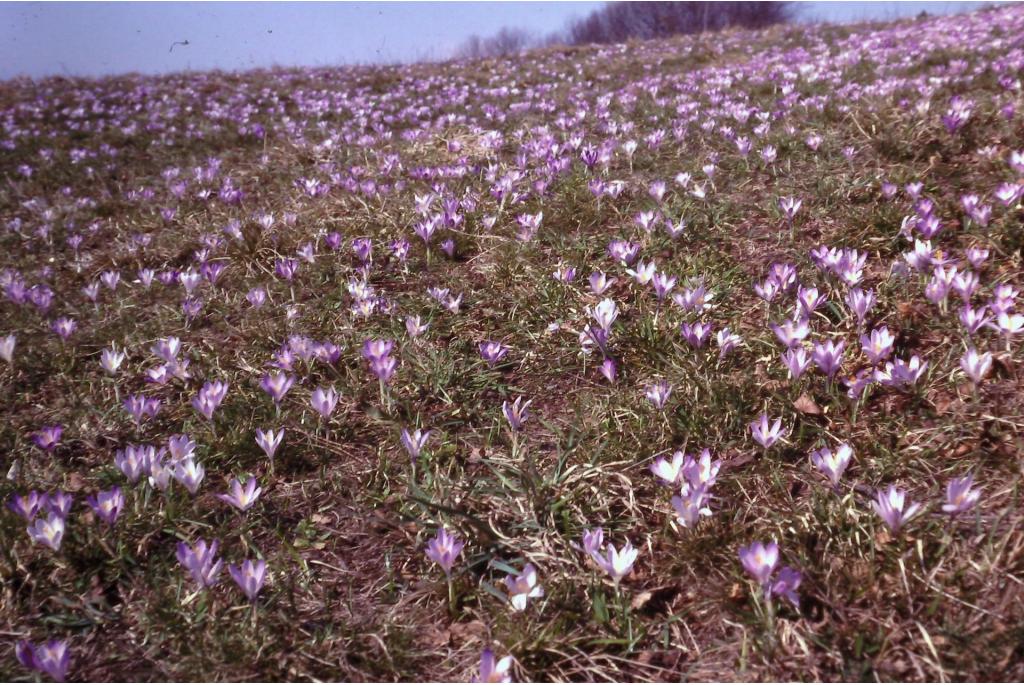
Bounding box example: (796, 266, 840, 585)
(167, 434, 196, 461)
(405, 315, 429, 338)
(860, 327, 895, 365)
(0, 333, 14, 363)
(401, 428, 431, 461)
(86, 487, 125, 526)
(177, 538, 223, 588)
(781, 348, 811, 380)
(594, 539, 638, 584)
(650, 451, 685, 485)
(44, 491, 73, 518)
(229, 559, 267, 602)
(425, 527, 464, 576)
(599, 358, 617, 382)
(255, 428, 284, 459)
(644, 381, 672, 409)
(502, 396, 531, 431)
(811, 339, 846, 378)
(310, 386, 339, 419)
(581, 527, 604, 560)
(750, 414, 786, 449)
(960, 348, 992, 385)
(771, 318, 810, 348)
(260, 372, 295, 404)
(671, 484, 712, 528)
(27, 512, 65, 551)
(172, 457, 205, 495)
(503, 563, 544, 611)
(943, 474, 981, 516)
(768, 566, 802, 607)
(100, 346, 126, 374)
(739, 541, 778, 587)
(810, 444, 853, 487)
(473, 648, 512, 683)
(7, 491, 42, 520)
(479, 341, 509, 366)
(871, 485, 922, 533)
(31, 425, 62, 452)
(17, 639, 70, 682)
(217, 476, 262, 512)
(192, 380, 228, 420)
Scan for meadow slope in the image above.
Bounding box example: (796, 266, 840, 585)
(2, 5, 1024, 682)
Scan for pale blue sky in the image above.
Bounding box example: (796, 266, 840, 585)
(0, 2, 994, 80)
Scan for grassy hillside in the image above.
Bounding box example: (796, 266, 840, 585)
(1, 5, 1023, 681)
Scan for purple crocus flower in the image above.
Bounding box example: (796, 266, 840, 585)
(172, 457, 205, 495)
(739, 541, 778, 587)
(7, 491, 42, 520)
(860, 327, 895, 365)
(593, 539, 639, 584)
(750, 414, 786, 449)
(871, 485, 922, 533)
(768, 566, 802, 607)
(124, 393, 161, 424)
(943, 474, 981, 516)
(255, 428, 284, 460)
(680, 322, 712, 349)
(503, 563, 544, 612)
(479, 341, 509, 366)
(502, 396, 532, 431)
(771, 318, 810, 348)
(177, 538, 223, 588)
(473, 648, 512, 683)
(17, 639, 70, 682)
(425, 527, 464, 576)
(644, 380, 673, 410)
(31, 425, 63, 452)
(229, 559, 267, 602)
(310, 386, 339, 419)
(599, 357, 617, 383)
(401, 428, 431, 461)
(43, 491, 73, 518)
(781, 348, 811, 380)
(51, 317, 76, 341)
(260, 372, 295, 404)
(811, 339, 846, 378)
(86, 487, 125, 526)
(0, 333, 15, 364)
(217, 476, 262, 512)
(810, 444, 853, 487)
(960, 348, 992, 385)
(192, 380, 228, 420)
(27, 512, 65, 551)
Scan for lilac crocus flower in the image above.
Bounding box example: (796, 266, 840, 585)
(650, 451, 685, 485)
(739, 541, 778, 587)
(769, 566, 802, 607)
(177, 539, 223, 588)
(473, 648, 512, 683)
(771, 318, 810, 348)
(124, 393, 161, 424)
(86, 487, 125, 526)
(44, 491, 73, 518)
(599, 358, 617, 383)
(716, 328, 742, 358)
(645, 381, 673, 409)
(260, 372, 295, 404)
(310, 386, 339, 419)
(750, 414, 786, 449)
(217, 476, 262, 512)
(31, 425, 62, 452)
(811, 339, 846, 378)
(51, 317, 76, 341)
(369, 355, 398, 383)
(871, 485, 922, 533)
(255, 428, 284, 459)
(671, 484, 712, 528)
(502, 396, 532, 431)
(17, 639, 70, 682)
(27, 512, 65, 551)
(479, 341, 509, 366)
(172, 457, 205, 495)
(594, 539, 639, 584)
(860, 327, 895, 365)
(0, 333, 14, 363)
(503, 563, 544, 612)
(100, 347, 126, 374)
(943, 474, 981, 516)
(810, 444, 853, 487)
(581, 527, 604, 561)
(406, 315, 429, 338)
(960, 348, 992, 385)
(781, 348, 811, 380)
(845, 288, 876, 324)
(192, 380, 228, 420)
(7, 491, 42, 520)
(167, 434, 196, 461)
(401, 428, 431, 461)
(229, 559, 267, 602)
(425, 527, 464, 576)
(680, 322, 712, 348)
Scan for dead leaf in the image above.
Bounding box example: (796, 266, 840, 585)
(793, 393, 822, 415)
